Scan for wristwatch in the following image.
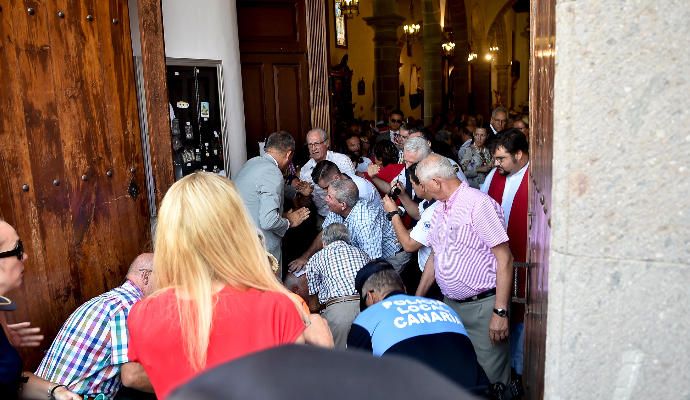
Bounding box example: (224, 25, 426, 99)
(493, 308, 508, 318)
(386, 210, 402, 221)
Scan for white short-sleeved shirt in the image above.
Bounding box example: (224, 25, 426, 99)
(348, 173, 382, 209)
(355, 157, 372, 173)
(409, 200, 439, 271)
(300, 151, 356, 216)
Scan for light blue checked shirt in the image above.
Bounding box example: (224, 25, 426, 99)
(35, 280, 143, 398)
(323, 201, 401, 259)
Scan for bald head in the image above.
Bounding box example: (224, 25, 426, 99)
(416, 154, 461, 202)
(416, 154, 457, 183)
(127, 253, 154, 295)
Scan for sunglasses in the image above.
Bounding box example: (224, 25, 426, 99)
(390, 119, 403, 123)
(0, 240, 23, 260)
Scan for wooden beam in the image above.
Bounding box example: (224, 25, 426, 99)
(137, 0, 174, 206)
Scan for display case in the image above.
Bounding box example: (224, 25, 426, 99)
(166, 59, 227, 180)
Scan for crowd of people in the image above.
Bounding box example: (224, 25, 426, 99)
(0, 105, 531, 399)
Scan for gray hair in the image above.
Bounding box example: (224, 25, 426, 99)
(404, 137, 432, 159)
(308, 128, 328, 142)
(362, 269, 405, 295)
(492, 106, 508, 118)
(265, 131, 296, 152)
(330, 178, 359, 208)
(416, 154, 457, 183)
(322, 223, 351, 246)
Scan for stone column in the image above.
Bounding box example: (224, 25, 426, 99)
(364, 1, 404, 121)
(422, 0, 442, 125)
(546, 0, 690, 398)
(470, 60, 491, 119)
(448, 0, 469, 114)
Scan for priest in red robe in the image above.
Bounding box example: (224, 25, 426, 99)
(480, 129, 529, 384)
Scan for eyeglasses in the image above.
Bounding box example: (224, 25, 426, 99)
(494, 156, 510, 164)
(307, 139, 327, 148)
(0, 240, 23, 260)
(390, 119, 403, 124)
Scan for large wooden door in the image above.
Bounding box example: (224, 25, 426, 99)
(0, 0, 150, 367)
(237, 0, 311, 158)
(523, 0, 556, 398)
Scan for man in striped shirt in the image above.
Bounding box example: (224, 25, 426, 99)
(416, 154, 513, 392)
(35, 254, 155, 399)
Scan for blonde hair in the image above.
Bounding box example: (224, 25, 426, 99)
(153, 172, 307, 371)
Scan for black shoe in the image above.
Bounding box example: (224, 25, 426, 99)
(487, 382, 507, 400)
(509, 375, 525, 399)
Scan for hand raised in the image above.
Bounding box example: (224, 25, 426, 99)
(367, 164, 381, 178)
(6, 322, 43, 348)
(382, 195, 398, 213)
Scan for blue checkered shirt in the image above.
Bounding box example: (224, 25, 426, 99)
(323, 201, 401, 259)
(307, 241, 371, 304)
(35, 280, 143, 398)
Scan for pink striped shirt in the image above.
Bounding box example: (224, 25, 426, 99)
(428, 181, 508, 300)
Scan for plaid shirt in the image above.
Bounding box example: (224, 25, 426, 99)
(35, 280, 143, 398)
(323, 201, 401, 259)
(307, 241, 371, 304)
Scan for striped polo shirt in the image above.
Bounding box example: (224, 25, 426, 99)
(428, 181, 508, 300)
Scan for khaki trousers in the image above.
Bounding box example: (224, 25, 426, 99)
(444, 294, 511, 385)
(321, 299, 360, 349)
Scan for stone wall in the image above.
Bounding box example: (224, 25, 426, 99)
(546, 1, 690, 398)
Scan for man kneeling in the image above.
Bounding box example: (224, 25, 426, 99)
(347, 260, 489, 394)
(35, 254, 155, 399)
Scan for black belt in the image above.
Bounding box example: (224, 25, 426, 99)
(452, 288, 496, 304)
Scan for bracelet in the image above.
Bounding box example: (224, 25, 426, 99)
(49, 384, 68, 400)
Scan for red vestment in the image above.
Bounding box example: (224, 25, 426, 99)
(487, 167, 529, 322)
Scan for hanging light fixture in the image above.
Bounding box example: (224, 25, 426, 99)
(441, 27, 455, 58)
(442, 42, 455, 57)
(403, 23, 421, 39)
(467, 42, 478, 62)
(341, 0, 360, 19)
(402, 23, 421, 56)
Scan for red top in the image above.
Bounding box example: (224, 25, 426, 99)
(363, 163, 405, 196)
(487, 167, 529, 321)
(376, 163, 405, 185)
(127, 286, 305, 398)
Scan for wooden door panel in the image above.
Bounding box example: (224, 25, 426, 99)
(273, 63, 303, 138)
(238, 0, 310, 158)
(0, 0, 151, 367)
(524, 0, 556, 398)
(241, 63, 271, 158)
(237, 0, 306, 53)
(240, 53, 310, 157)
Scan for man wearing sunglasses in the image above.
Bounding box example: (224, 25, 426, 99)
(375, 109, 405, 148)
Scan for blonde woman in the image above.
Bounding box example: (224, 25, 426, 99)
(127, 173, 314, 399)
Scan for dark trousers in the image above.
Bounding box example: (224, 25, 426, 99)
(115, 387, 157, 400)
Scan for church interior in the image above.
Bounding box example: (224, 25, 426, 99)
(0, 0, 687, 399)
